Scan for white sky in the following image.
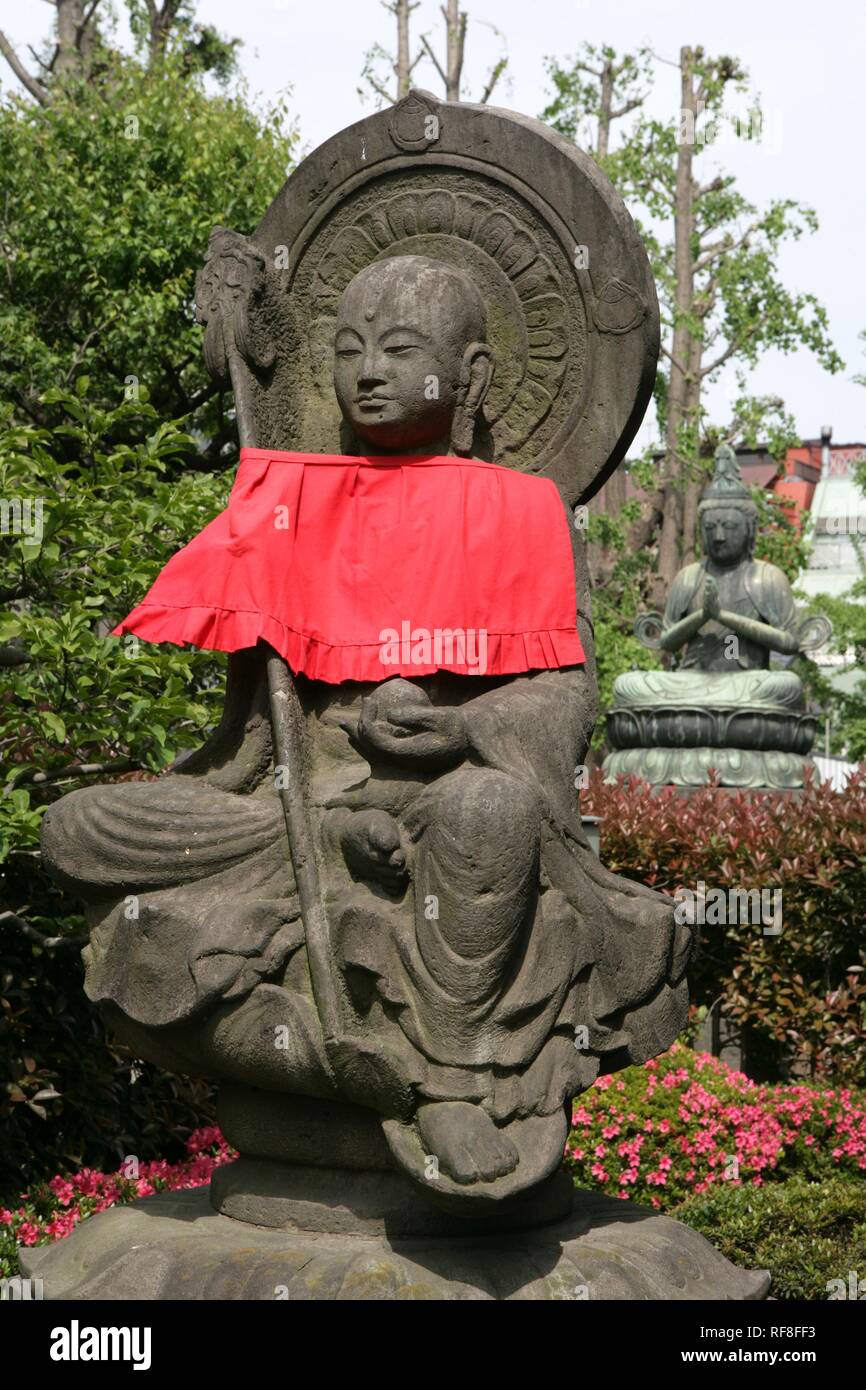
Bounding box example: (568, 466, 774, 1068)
(3, 0, 865, 448)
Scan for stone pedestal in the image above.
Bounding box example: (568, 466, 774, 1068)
(20, 1182, 769, 1301)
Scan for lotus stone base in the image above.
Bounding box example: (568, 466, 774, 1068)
(20, 1181, 770, 1301)
(603, 745, 814, 790)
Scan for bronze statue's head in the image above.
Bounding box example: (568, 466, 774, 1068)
(699, 504, 757, 566)
(698, 445, 758, 566)
(333, 255, 494, 455)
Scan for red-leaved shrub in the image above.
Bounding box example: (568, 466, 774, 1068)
(584, 769, 866, 1083)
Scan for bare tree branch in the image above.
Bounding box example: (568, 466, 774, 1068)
(420, 32, 447, 88)
(699, 323, 759, 378)
(660, 342, 691, 378)
(695, 219, 758, 273)
(0, 910, 87, 950)
(0, 29, 51, 104)
(366, 73, 394, 105)
(76, 0, 104, 48)
(696, 173, 726, 199)
(610, 96, 643, 120)
(6, 757, 138, 794)
(480, 56, 506, 104)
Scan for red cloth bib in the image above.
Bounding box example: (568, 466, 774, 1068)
(113, 448, 584, 684)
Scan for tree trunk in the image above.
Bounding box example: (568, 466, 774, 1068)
(596, 58, 613, 160)
(652, 45, 697, 609)
(680, 333, 704, 566)
(444, 0, 466, 102)
(55, 0, 86, 77)
(396, 0, 412, 97)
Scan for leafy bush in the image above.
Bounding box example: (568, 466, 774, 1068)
(584, 771, 866, 1083)
(675, 1179, 866, 1301)
(0, 395, 227, 1201)
(566, 1042, 866, 1208)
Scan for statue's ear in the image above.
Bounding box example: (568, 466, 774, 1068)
(452, 342, 495, 456)
(460, 341, 495, 412)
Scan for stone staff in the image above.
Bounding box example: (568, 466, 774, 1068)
(197, 230, 414, 1120)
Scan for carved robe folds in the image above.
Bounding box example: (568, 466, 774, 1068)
(42, 641, 691, 1192)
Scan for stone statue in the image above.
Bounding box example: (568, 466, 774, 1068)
(604, 445, 831, 789)
(26, 93, 768, 1299)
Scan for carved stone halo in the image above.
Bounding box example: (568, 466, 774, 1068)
(251, 90, 660, 503)
(295, 171, 582, 465)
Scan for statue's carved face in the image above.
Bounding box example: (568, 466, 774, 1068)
(333, 255, 492, 453)
(701, 506, 753, 566)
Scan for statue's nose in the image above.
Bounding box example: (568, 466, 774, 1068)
(359, 348, 388, 385)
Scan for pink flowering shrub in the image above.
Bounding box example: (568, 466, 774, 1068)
(0, 1126, 233, 1278)
(567, 1042, 866, 1211)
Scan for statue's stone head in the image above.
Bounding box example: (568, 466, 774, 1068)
(333, 255, 494, 455)
(698, 444, 758, 567)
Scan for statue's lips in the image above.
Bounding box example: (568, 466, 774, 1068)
(356, 396, 393, 412)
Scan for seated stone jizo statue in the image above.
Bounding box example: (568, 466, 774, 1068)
(42, 254, 692, 1215)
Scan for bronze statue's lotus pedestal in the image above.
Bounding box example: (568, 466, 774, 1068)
(604, 447, 830, 790)
(23, 95, 768, 1300)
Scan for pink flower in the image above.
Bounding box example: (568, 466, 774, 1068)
(49, 1177, 75, 1206)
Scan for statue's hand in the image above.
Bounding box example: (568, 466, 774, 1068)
(702, 575, 721, 623)
(358, 680, 467, 765)
(340, 809, 407, 890)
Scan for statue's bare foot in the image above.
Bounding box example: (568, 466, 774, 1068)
(417, 1101, 519, 1185)
(340, 809, 407, 890)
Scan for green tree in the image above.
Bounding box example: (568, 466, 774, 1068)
(543, 44, 842, 610)
(0, 46, 297, 461)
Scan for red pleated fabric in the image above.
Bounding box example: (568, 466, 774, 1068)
(113, 448, 584, 684)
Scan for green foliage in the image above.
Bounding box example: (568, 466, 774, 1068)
(0, 392, 228, 1198)
(585, 772, 866, 1083)
(0, 918, 215, 1207)
(540, 44, 651, 152)
(0, 47, 297, 459)
(600, 71, 844, 397)
(126, 1, 242, 83)
(542, 43, 842, 585)
(585, 496, 661, 730)
(676, 1179, 866, 1301)
(751, 487, 811, 582)
(0, 390, 230, 837)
